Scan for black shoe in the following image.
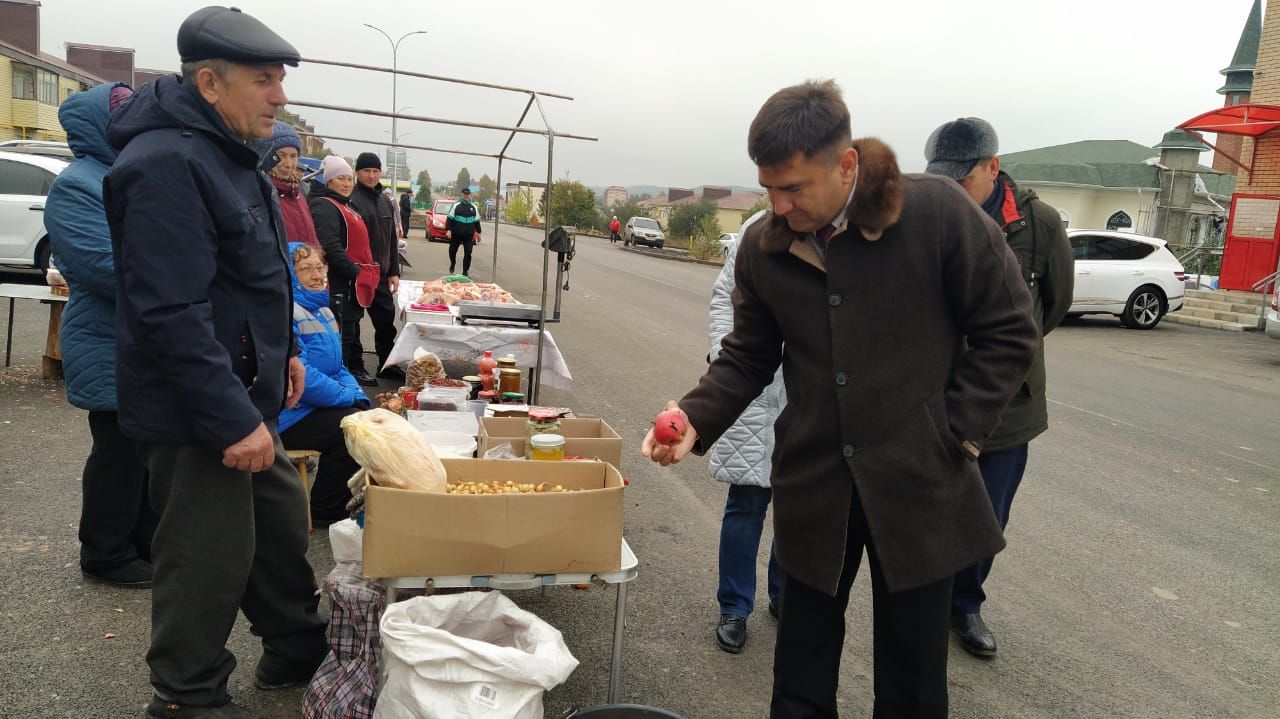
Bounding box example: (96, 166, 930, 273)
(145, 698, 246, 718)
(448, 266, 456, 275)
(254, 649, 326, 691)
(768, 600, 779, 620)
(83, 559, 152, 588)
(378, 365, 406, 382)
(350, 368, 377, 387)
(715, 615, 747, 654)
(952, 612, 997, 657)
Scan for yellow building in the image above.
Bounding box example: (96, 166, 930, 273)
(639, 187, 768, 234)
(0, 39, 102, 142)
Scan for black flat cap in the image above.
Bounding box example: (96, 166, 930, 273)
(924, 117, 999, 181)
(178, 6, 300, 66)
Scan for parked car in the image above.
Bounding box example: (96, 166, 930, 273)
(427, 198, 455, 242)
(624, 216, 665, 248)
(1066, 229, 1186, 330)
(0, 150, 68, 270)
(717, 232, 739, 255)
(0, 139, 74, 160)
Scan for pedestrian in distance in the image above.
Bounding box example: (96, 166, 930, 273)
(641, 80, 1039, 718)
(103, 7, 329, 717)
(348, 152, 404, 383)
(707, 209, 782, 654)
(445, 186, 482, 276)
(609, 214, 621, 243)
(924, 117, 1074, 659)
(310, 155, 381, 387)
(46, 81, 159, 589)
(400, 190, 413, 239)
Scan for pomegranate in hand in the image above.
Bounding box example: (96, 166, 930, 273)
(652, 409, 688, 446)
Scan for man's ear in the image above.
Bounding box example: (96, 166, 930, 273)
(988, 156, 1001, 176)
(838, 146, 859, 183)
(195, 67, 222, 104)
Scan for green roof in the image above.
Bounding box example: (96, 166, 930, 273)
(1219, 0, 1260, 94)
(1155, 129, 1208, 151)
(1000, 139, 1236, 197)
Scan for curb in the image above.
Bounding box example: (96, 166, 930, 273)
(616, 245, 725, 267)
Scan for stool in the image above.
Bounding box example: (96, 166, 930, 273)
(287, 449, 321, 532)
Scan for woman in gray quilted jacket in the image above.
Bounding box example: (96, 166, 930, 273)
(708, 210, 783, 654)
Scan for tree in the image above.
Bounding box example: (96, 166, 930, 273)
(455, 167, 472, 195)
(415, 169, 433, 205)
(668, 198, 720, 240)
(538, 180, 599, 229)
(506, 188, 533, 225)
(475, 174, 497, 208)
(741, 195, 770, 222)
(607, 199, 649, 231)
(631, 192, 653, 203)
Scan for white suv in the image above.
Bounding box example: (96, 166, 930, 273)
(624, 216, 665, 248)
(1066, 230, 1186, 330)
(0, 150, 68, 270)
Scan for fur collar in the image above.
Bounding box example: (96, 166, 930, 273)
(756, 137, 904, 255)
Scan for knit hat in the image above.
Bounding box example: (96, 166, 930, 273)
(108, 84, 134, 114)
(266, 120, 302, 154)
(321, 155, 354, 183)
(355, 152, 381, 171)
(924, 117, 999, 181)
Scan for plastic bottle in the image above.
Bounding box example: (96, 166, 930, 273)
(478, 350, 497, 391)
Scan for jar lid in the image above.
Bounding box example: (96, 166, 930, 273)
(462, 375, 481, 382)
(501, 392, 525, 400)
(530, 433, 566, 448)
(478, 390, 498, 398)
(528, 408, 560, 420)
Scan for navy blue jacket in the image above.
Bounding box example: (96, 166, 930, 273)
(46, 82, 127, 411)
(103, 76, 295, 450)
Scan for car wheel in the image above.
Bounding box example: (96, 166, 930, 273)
(655, 242, 664, 249)
(34, 238, 50, 272)
(1120, 285, 1164, 330)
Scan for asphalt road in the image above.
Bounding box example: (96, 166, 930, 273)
(0, 225, 1277, 718)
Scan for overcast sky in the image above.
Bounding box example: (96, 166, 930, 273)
(40, 0, 1255, 192)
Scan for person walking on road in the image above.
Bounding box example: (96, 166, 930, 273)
(609, 215, 621, 243)
(924, 117, 1074, 658)
(348, 152, 404, 382)
(46, 81, 158, 589)
(400, 190, 413, 239)
(103, 7, 328, 716)
(641, 80, 1038, 718)
(446, 186, 482, 276)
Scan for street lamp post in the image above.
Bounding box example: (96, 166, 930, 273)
(363, 24, 426, 196)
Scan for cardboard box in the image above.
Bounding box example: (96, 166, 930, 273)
(478, 417, 622, 468)
(362, 458, 624, 578)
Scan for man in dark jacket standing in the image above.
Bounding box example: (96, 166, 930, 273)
(349, 151, 403, 382)
(400, 191, 413, 238)
(925, 117, 1074, 658)
(446, 186, 482, 275)
(103, 7, 327, 717)
(642, 81, 1038, 718)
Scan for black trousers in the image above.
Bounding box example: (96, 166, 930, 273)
(331, 287, 365, 372)
(771, 497, 952, 719)
(79, 410, 157, 572)
(448, 235, 476, 275)
(138, 428, 327, 707)
(400, 212, 411, 237)
(280, 407, 361, 525)
(365, 279, 398, 370)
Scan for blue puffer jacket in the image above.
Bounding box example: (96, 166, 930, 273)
(278, 242, 370, 433)
(45, 82, 128, 411)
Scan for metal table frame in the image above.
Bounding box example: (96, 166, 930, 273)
(0, 283, 67, 368)
(379, 538, 637, 703)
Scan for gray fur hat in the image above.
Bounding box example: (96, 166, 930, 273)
(924, 117, 998, 181)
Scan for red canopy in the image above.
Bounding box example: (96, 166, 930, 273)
(1178, 103, 1280, 137)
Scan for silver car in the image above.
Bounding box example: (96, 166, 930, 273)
(624, 216, 665, 248)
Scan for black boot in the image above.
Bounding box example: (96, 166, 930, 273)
(254, 648, 327, 690)
(952, 612, 998, 657)
(82, 558, 152, 588)
(378, 365, 406, 382)
(349, 365, 377, 387)
(715, 615, 747, 654)
(145, 698, 247, 718)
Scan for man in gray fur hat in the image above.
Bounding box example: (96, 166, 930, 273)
(925, 117, 1074, 659)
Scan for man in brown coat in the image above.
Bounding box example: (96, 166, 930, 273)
(642, 81, 1039, 718)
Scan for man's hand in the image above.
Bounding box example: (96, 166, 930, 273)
(222, 422, 275, 473)
(285, 356, 305, 409)
(445, 230, 452, 240)
(641, 400, 698, 467)
(388, 275, 400, 294)
(474, 233, 482, 245)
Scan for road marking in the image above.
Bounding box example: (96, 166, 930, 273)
(1152, 587, 1179, 600)
(1216, 452, 1280, 475)
(1224, 620, 1242, 628)
(1047, 398, 1145, 430)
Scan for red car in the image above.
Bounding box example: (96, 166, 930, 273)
(427, 198, 455, 242)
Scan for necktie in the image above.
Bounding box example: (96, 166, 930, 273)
(816, 224, 837, 246)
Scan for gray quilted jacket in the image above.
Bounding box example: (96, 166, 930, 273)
(708, 211, 786, 487)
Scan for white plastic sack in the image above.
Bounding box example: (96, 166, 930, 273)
(341, 409, 447, 493)
(375, 593, 579, 719)
(329, 519, 363, 563)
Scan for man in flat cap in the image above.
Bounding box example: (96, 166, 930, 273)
(103, 6, 327, 717)
(925, 117, 1074, 659)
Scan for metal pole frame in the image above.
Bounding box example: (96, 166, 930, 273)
(293, 58, 597, 403)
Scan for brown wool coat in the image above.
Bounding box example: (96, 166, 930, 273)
(679, 138, 1039, 594)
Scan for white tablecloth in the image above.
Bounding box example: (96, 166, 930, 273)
(384, 322, 572, 390)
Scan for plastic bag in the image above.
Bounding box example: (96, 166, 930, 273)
(375, 593, 579, 719)
(405, 349, 446, 391)
(483, 443, 520, 461)
(303, 561, 384, 719)
(340, 409, 447, 493)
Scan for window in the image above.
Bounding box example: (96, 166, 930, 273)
(1069, 234, 1089, 260)
(0, 160, 55, 196)
(1089, 237, 1155, 261)
(63, 86, 76, 102)
(12, 63, 35, 100)
(1105, 210, 1133, 231)
(37, 69, 59, 105)
(633, 218, 660, 230)
(1058, 208, 1071, 229)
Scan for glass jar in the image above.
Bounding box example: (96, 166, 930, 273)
(500, 392, 525, 404)
(477, 389, 499, 404)
(462, 375, 482, 400)
(496, 355, 518, 371)
(497, 367, 523, 395)
(529, 433, 565, 461)
(525, 409, 563, 459)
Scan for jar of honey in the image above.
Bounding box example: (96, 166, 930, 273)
(529, 433, 565, 461)
(497, 367, 523, 395)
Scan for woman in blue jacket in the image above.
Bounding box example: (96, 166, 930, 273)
(46, 81, 157, 587)
(279, 242, 371, 525)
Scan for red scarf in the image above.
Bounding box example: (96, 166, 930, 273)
(323, 197, 380, 308)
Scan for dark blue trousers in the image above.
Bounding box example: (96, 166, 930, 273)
(717, 484, 780, 619)
(951, 444, 1029, 615)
